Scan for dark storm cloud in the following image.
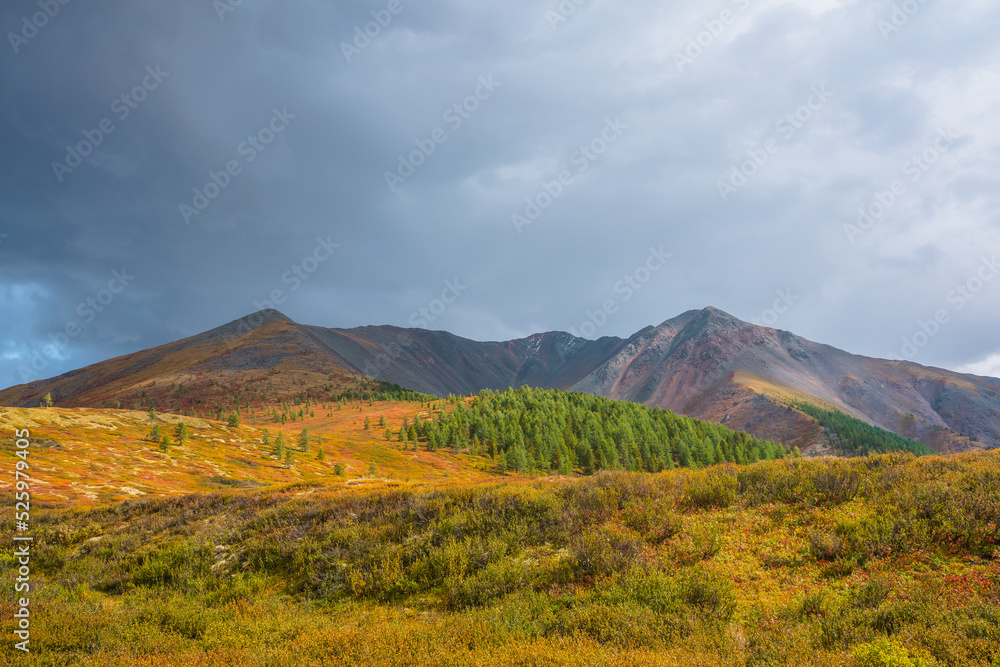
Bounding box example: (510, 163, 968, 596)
(2, 0, 1000, 389)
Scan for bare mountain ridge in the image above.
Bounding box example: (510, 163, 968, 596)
(2, 307, 997, 453)
(301, 324, 628, 398)
(571, 307, 999, 451)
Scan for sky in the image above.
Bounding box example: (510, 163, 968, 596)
(1, 0, 999, 391)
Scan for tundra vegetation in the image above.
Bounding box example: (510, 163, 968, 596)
(1, 449, 998, 665)
(0, 387, 996, 665)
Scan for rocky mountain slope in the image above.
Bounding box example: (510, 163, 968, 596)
(568, 307, 998, 452)
(2, 307, 997, 453)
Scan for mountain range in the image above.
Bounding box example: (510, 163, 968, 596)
(2, 306, 998, 453)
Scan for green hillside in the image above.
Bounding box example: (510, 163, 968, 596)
(792, 402, 933, 456)
(427, 387, 788, 474)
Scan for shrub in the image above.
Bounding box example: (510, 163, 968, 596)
(871, 602, 922, 635)
(621, 501, 683, 544)
(670, 524, 722, 566)
(342, 546, 417, 601)
(600, 569, 684, 616)
(818, 609, 868, 651)
(569, 525, 644, 580)
(761, 552, 800, 569)
(736, 460, 799, 505)
(809, 531, 845, 561)
(150, 600, 212, 640)
(446, 558, 532, 608)
(853, 638, 936, 667)
(836, 509, 928, 560)
(130, 540, 212, 590)
(798, 591, 830, 619)
(820, 556, 858, 579)
(413, 535, 474, 586)
(854, 577, 893, 609)
(471, 485, 564, 543)
(547, 601, 686, 649)
(675, 568, 736, 622)
(809, 458, 862, 505)
(683, 469, 737, 509)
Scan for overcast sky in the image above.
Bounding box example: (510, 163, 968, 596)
(2, 0, 999, 390)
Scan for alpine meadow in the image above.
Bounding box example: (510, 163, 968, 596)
(3, 1, 1000, 665)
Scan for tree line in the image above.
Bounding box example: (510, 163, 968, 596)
(418, 386, 789, 474)
(791, 401, 932, 456)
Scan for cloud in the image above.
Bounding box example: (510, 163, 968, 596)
(960, 353, 1000, 380)
(1, 0, 999, 389)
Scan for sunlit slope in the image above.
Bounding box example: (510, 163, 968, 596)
(0, 403, 499, 506)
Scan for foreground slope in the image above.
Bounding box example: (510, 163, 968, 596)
(2, 450, 998, 665)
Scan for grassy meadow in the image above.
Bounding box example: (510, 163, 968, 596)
(1, 400, 998, 666)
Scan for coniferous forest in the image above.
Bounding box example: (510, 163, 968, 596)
(791, 401, 933, 457)
(426, 387, 789, 474)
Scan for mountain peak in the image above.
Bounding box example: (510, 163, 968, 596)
(204, 309, 296, 342)
(252, 308, 293, 323)
(658, 306, 745, 331)
(228, 308, 293, 327)
(701, 305, 737, 317)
